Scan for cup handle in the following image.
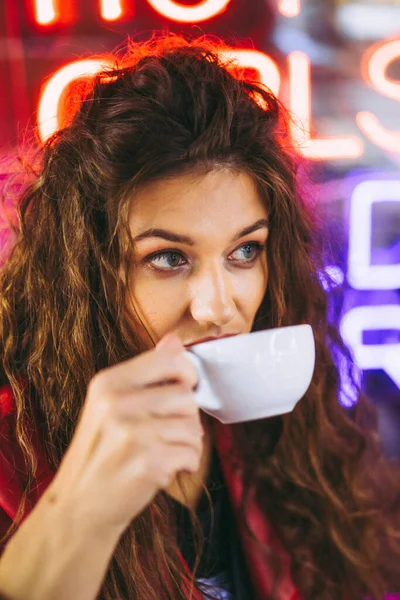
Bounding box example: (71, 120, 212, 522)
(184, 351, 221, 412)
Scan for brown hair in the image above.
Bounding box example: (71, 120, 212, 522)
(0, 34, 399, 600)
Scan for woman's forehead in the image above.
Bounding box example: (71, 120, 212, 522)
(128, 169, 268, 237)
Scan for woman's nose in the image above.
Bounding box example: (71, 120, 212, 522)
(189, 265, 236, 327)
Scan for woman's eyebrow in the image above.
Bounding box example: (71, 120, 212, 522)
(133, 218, 269, 245)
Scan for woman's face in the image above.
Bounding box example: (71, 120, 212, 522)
(125, 169, 269, 348)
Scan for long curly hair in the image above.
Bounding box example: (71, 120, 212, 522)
(0, 34, 399, 600)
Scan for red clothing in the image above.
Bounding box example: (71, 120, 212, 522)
(1, 383, 399, 600)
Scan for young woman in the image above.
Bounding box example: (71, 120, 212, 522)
(0, 35, 399, 600)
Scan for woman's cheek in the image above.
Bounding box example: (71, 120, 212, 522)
(237, 260, 268, 302)
(131, 275, 186, 328)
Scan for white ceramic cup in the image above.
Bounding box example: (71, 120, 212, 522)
(184, 324, 315, 424)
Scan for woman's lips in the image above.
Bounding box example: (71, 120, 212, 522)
(184, 333, 238, 347)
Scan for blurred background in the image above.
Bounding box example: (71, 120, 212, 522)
(0, 0, 399, 455)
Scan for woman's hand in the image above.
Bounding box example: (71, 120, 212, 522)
(47, 332, 202, 537)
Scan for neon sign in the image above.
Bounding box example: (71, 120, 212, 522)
(100, 0, 124, 21)
(340, 177, 400, 393)
(32, 0, 300, 23)
(357, 38, 400, 153)
(362, 39, 400, 103)
(32, 0, 400, 160)
(288, 51, 364, 161)
(340, 304, 400, 390)
(347, 180, 400, 290)
(146, 0, 232, 22)
(33, 0, 57, 25)
(32, 0, 232, 24)
(38, 59, 114, 142)
(36, 42, 400, 160)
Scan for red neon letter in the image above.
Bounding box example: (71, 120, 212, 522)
(278, 0, 300, 18)
(100, 0, 124, 21)
(219, 49, 280, 99)
(37, 59, 113, 142)
(288, 51, 363, 160)
(356, 113, 400, 154)
(362, 39, 400, 103)
(33, 0, 58, 25)
(34, 0, 125, 24)
(357, 39, 400, 154)
(146, 0, 231, 23)
(34, 0, 230, 24)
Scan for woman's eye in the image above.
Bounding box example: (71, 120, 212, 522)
(230, 242, 264, 263)
(144, 242, 265, 272)
(145, 251, 186, 270)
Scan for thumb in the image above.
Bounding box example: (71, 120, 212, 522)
(156, 332, 183, 351)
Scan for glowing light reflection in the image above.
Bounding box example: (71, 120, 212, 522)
(38, 59, 113, 142)
(278, 0, 301, 17)
(362, 38, 400, 103)
(100, 0, 123, 21)
(288, 51, 364, 160)
(33, 0, 57, 25)
(321, 266, 344, 291)
(340, 305, 400, 389)
(357, 112, 400, 154)
(146, 0, 231, 23)
(347, 179, 400, 290)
